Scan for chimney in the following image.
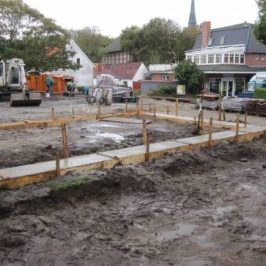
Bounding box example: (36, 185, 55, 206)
(200, 21, 211, 48)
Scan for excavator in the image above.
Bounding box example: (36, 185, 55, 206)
(0, 58, 42, 106)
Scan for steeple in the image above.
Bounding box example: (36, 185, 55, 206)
(188, 0, 197, 27)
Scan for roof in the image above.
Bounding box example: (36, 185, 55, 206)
(198, 64, 266, 74)
(106, 38, 122, 53)
(149, 64, 177, 73)
(193, 22, 266, 54)
(95, 63, 143, 80)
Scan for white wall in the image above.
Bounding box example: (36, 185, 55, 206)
(52, 40, 94, 87)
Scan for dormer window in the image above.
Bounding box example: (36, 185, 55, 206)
(208, 38, 213, 46)
(220, 36, 226, 45)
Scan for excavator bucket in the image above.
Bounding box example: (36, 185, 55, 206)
(10, 92, 42, 107)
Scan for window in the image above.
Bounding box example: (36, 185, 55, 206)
(200, 55, 207, 64)
(187, 55, 192, 61)
(240, 54, 244, 63)
(235, 54, 240, 64)
(208, 38, 213, 46)
(230, 54, 234, 64)
(235, 79, 245, 95)
(220, 36, 226, 44)
(209, 78, 221, 93)
(208, 54, 215, 64)
(194, 55, 200, 64)
(255, 54, 260, 60)
(76, 58, 80, 66)
(261, 55, 265, 61)
(216, 54, 222, 63)
(224, 54, 229, 63)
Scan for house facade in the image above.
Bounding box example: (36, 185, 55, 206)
(101, 38, 133, 64)
(147, 64, 177, 81)
(186, 22, 266, 96)
(94, 62, 147, 89)
(52, 39, 95, 87)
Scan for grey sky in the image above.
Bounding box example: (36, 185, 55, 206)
(23, 0, 259, 37)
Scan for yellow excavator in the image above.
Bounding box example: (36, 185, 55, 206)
(0, 58, 42, 106)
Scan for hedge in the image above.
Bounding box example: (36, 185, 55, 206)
(254, 88, 266, 99)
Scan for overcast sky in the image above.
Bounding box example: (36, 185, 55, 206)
(24, 0, 259, 37)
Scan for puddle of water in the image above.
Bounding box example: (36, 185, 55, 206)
(156, 223, 196, 242)
(96, 133, 125, 142)
(245, 216, 266, 227)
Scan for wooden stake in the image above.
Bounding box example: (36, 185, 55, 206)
(137, 100, 140, 117)
(175, 98, 179, 116)
(244, 111, 247, 128)
(145, 130, 150, 161)
(72, 107, 75, 118)
(55, 152, 61, 176)
(208, 117, 213, 146)
(51, 107, 55, 120)
(218, 95, 222, 121)
(61, 123, 69, 158)
(125, 100, 128, 112)
(143, 119, 147, 145)
(97, 103, 101, 120)
(141, 99, 144, 112)
(200, 110, 204, 133)
(235, 114, 240, 143)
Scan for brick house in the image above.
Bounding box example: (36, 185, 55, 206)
(147, 64, 177, 81)
(185, 22, 266, 96)
(101, 38, 133, 64)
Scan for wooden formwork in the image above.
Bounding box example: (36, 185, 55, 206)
(0, 107, 265, 189)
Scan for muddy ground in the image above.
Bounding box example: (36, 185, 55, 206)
(0, 136, 266, 265)
(0, 119, 199, 169)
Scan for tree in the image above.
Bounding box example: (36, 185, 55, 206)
(255, 0, 266, 44)
(175, 27, 199, 61)
(174, 60, 204, 94)
(120, 26, 142, 61)
(70, 27, 113, 63)
(0, 0, 77, 71)
(120, 18, 198, 65)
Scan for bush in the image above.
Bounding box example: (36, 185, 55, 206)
(254, 88, 266, 99)
(148, 85, 175, 97)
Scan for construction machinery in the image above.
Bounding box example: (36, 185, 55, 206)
(0, 58, 42, 106)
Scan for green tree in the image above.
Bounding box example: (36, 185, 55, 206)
(120, 26, 142, 61)
(120, 18, 198, 65)
(174, 60, 204, 94)
(70, 27, 113, 63)
(0, 0, 77, 71)
(255, 0, 266, 44)
(176, 27, 199, 61)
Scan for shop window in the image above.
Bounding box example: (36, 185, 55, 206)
(230, 54, 234, 63)
(209, 78, 221, 93)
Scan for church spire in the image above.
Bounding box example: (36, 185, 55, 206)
(188, 0, 197, 27)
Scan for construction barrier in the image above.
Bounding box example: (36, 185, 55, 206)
(26, 73, 67, 94)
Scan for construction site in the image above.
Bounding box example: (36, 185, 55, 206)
(0, 94, 266, 265)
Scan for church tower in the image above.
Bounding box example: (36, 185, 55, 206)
(188, 0, 197, 27)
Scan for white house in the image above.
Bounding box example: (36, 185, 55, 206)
(52, 39, 95, 87)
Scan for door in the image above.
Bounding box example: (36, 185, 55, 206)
(222, 80, 235, 97)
